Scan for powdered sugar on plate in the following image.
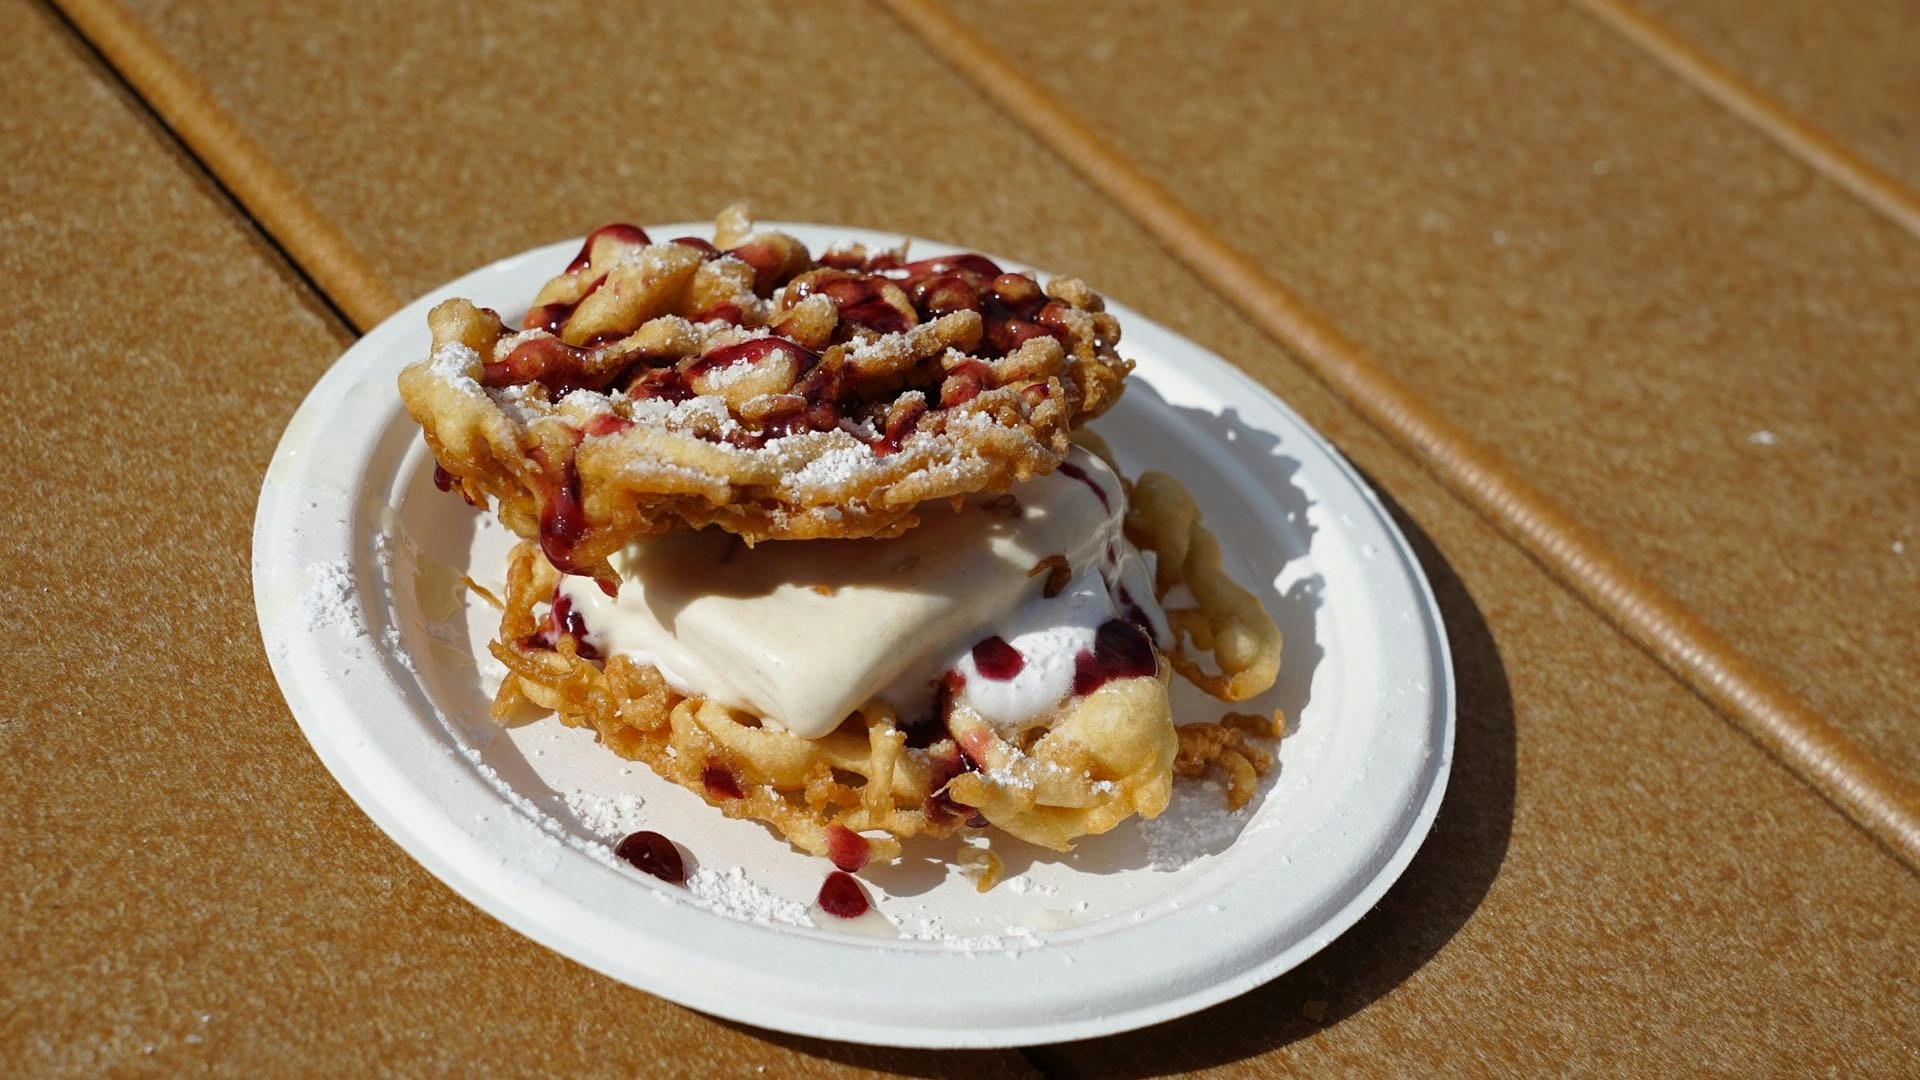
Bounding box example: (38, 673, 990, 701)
(302, 560, 365, 637)
(688, 866, 817, 928)
(1138, 781, 1256, 870)
(380, 625, 417, 672)
(903, 914, 1007, 953)
(562, 788, 648, 838)
(1001, 874, 1060, 898)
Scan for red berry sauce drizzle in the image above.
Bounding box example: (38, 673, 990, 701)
(701, 762, 744, 800)
(614, 830, 686, 885)
(816, 870, 871, 919)
(900, 670, 963, 750)
(825, 824, 871, 873)
(933, 725, 991, 829)
(788, 271, 913, 335)
(1072, 620, 1157, 696)
(521, 276, 605, 338)
(670, 236, 720, 258)
(870, 398, 928, 457)
(1055, 460, 1110, 511)
(449, 227, 1088, 605)
(970, 635, 1025, 680)
(523, 588, 599, 659)
(431, 464, 481, 507)
(524, 440, 606, 590)
(1114, 584, 1155, 637)
(683, 335, 821, 384)
(497, 235, 1072, 430)
(940, 358, 995, 407)
(565, 223, 653, 273)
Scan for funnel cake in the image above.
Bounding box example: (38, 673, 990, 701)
(488, 446, 1281, 864)
(402, 211, 1282, 874)
(399, 206, 1132, 591)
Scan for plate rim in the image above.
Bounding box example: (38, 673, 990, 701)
(252, 222, 1456, 1048)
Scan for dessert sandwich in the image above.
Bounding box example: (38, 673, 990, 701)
(399, 206, 1284, 878)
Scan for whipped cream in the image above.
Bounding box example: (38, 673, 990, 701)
(556, 447, 1166, 738)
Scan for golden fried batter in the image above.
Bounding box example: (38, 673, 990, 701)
(400, 206, 1133, 587)
(486, 457, 1284, 859)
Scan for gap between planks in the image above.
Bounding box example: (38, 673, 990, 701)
(879, 0, 1920, 874)
(1576, 0, 1920, 243)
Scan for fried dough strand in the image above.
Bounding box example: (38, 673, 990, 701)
(1124, 470, 1284, 702)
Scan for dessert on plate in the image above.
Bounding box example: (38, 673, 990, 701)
(398, 206, 1283, 874)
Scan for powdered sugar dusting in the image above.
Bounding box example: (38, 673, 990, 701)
(699, 356, 765, 389)
(302, 560, 366, 637)
(615, 392, 744, 438)
(562, 788, 648, 838)
(1138, 779, 1251, 869)
(904, 914, 1009, 953)
(786, 443, 873, 492)
(493, 384, 545, 426)
(687, 867, 816, 928)
(448, 741, 626, 869)
(845, 333, 904, 364)
(380, 625, 417, 673)
(430, 341, 482, 380)
(557, 388, 618, 423)
(1001, 874, 1060, 898)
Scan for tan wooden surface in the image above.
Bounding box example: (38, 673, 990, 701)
(6, 0, 1917, 1074)
(1641, 0, 1920, 188)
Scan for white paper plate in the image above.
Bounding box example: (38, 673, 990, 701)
(253, 222, 1454, 1048)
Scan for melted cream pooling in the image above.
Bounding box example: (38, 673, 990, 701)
(557, 447, 1167, 738)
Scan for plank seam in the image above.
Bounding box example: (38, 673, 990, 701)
(49, 0, 402, 332)
(36, 0, 362, 337)
(1576, 0, 1920, 241)
(878, 0, 1920, 873)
